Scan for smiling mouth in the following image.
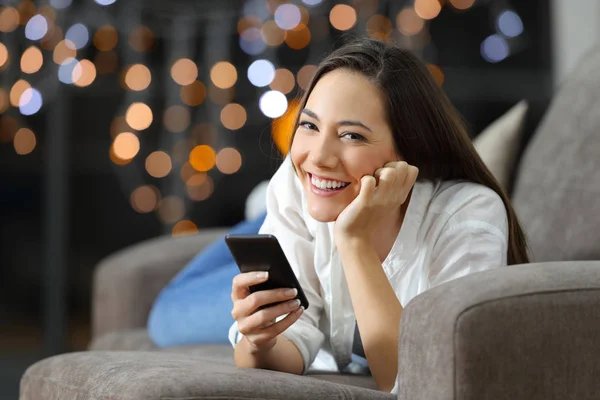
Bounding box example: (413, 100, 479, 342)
(309, 173, 350, 191)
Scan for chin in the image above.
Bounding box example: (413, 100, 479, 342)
(307, 205, 342, 223)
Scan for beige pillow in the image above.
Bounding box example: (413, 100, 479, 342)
(473, 100, 529, 192)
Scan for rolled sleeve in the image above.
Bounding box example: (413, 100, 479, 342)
(229, 157, 325, 371)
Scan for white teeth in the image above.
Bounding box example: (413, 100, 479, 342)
(311, 175, 349, 190)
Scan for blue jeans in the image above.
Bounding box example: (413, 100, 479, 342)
(148, 212, 267, 347)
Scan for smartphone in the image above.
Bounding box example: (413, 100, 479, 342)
(224, 234, 309, 310)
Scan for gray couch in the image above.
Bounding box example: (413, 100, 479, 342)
(20, 46, 600, 399)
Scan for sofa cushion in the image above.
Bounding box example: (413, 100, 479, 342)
(473, 100, 528, 193)
(20, 351, 391, 400)
(511, 45, 600, 262)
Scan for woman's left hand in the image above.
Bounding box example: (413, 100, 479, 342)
(334, 161, 419, 243)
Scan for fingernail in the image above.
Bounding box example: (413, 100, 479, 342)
(289, 299, 301, 309)
(285, 288, 297, 297)
(256, 271, 268, 279)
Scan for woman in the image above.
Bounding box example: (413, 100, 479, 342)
(229, 37, 529, 393)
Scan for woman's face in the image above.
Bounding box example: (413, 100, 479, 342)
(290, 69, 399, 223)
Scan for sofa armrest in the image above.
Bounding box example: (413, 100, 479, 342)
(397, 261, 600, 400)
(92, 228, 228, 339)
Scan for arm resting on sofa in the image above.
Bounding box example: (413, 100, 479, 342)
(92, 228, 228, 340)
(396, 260, 600, 400)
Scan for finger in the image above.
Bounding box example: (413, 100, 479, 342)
(406, 165, 419, 186)
(239, 287, 299, 316)
(231, 271, 269, 301)
(359, 175, 376, 201)
(252, 306, 304, 341)
(239, 298, 301, 333)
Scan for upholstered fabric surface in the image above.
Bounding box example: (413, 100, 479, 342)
(20, 351, 388, 400)
(473, 100, 529, 193)
(511, 46, 600, 262)
(398, 260, 600, 400)
(92, 228, 228, 339)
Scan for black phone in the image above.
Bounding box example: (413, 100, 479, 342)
(224, 233, 309, 310)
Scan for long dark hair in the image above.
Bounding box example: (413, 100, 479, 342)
(289, 37, 529, 265)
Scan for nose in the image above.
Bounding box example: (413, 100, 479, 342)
(309, 131, 338, 169)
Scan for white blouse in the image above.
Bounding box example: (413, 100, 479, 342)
(229, 156, 508, 392)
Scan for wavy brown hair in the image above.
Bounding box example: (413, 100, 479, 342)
(288, 37, 529, 265)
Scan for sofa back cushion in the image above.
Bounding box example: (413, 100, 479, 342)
(511, 45, 600, 262)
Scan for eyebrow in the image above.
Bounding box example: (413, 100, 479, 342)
(301, 108, 373, 132)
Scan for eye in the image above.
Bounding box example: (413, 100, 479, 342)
(341, 132, 367, 142)
(298, 121, 317, 130)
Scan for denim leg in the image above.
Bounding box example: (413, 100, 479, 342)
(147, 212, 267, 347)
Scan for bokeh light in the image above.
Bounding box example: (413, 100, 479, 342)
(157, 197, 184, 224)
(269, 68, 295, 94)
(146, 151, 172, 178)
(124, 64, 151, 91)
(172, 220, 199, 237)
(426, 64, 444, 86)
(285, 24, 311, 49)
(216, 148, 242, 174)
(10, 80, 31, 107)
(49, 0, 72, 10)
(19, 88, 43, 115)
(186, 175, 214, 201)
(0, 116, 19, 143)
(41, 25, 63, 50)
(271, 98, 300, 155)
(130, 185, 160, 213)
(65, 23, 89, 49)
(302, 0, 322, 5)
(189, 145, 216, 172)
(366, 14, 393, 40)
(220, 103, 247, 130)
(180, 81, 206, 106)
(164, 105, 191, 133)
(125, 102, 153, 130)
(13, 128, 36, 155)
(58, 57, 79, 84)
(0, 43, 10, 70)
(0, 7, 20, 32)
(239, 27, 267, 55)
(73, 59, 96, 87)
(274, 4, 301, 30)
(207, 84, 235, 106)
(128, 25, 155, 52)
(0, 89, 8, 114)
(38, 6, 56, 24)
(18, 1, 36, 26)
(414, 0, 442, 20)
(94, 50, 118, 74)
(110, 116, 131, 138)
(329, 4, 357, 31)
(449, 0, 476, 10)
(248, 59, 275, 87)
(95, 0, 117, 6)
(210, 61, 238, 89)
(498, 10, 524, 38)
(93, 25, 118, 51)
(259, 90, 287, 118)
(481, 34, 509, 63)
(112, 132, 140, 160)
(261, 20, 286, 46)
(297, 64, 317, 90)
(20, 46, 43, 74)
(25, 15, 48, 41)
(171, 58, 198, 86)
(396, 8, 425, 36)
(237, 15, 261, 35)
(53, 40, 76, 64)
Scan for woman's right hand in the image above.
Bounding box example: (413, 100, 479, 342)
(231, 271, 304, 354)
